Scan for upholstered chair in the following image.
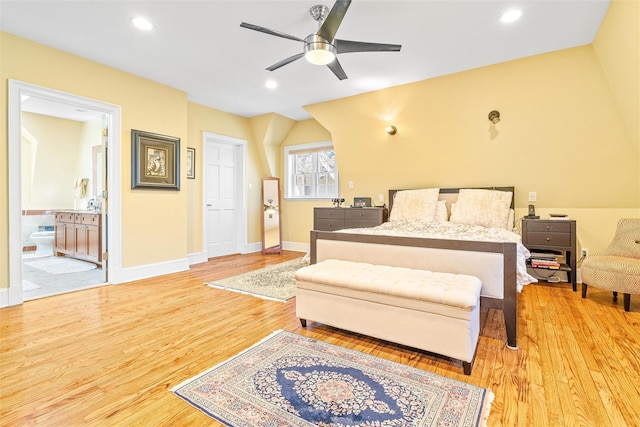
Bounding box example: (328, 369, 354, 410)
(581, 218, 640, 311)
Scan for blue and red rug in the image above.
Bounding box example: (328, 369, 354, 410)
(172, 330, 493, 426)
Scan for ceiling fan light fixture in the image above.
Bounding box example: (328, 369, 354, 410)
(304, 35, 336, 65)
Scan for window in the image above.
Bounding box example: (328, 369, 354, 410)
(284, 141, 339, 200)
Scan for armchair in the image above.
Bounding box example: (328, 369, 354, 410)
(581, 218, 640, 311)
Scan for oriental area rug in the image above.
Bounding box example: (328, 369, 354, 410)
(172, 330, 494, 427)
(207, 258, 304, 302)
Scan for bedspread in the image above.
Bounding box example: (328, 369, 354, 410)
(337, 220, 537, 290)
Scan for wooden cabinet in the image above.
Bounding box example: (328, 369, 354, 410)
(314, 207, 388, 231)
(54, 211, 102, 265)
(522, 219, 576, 291)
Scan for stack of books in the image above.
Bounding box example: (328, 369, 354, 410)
(548, 213, 570, 220)
(529, 251, 561, 269)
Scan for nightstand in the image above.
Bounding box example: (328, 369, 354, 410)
(522, 219, 577, 291)
(313, 207, 388, 231)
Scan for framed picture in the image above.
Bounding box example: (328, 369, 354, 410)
(186, 147, 196, 179)
(131, 129, 180, 190)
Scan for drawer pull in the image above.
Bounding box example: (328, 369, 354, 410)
(546, 225, 550, 230)
(546, 237, 551, 241)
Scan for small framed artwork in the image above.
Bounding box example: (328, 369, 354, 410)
(131, 129, 180, 190)
(354, 197, 372, 208)
(186, 147, 196, 179)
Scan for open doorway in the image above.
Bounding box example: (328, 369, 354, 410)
(7, 80, 123, 305)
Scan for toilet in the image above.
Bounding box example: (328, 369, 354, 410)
(29, 231, 55, 257)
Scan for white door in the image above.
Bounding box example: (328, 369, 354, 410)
(204, 135, 246, 258)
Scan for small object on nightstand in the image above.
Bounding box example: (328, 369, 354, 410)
(549, 213, 570, 220)
(525, 204, 539, 219)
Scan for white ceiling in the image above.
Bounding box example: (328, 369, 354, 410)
(1, 0, 610, 121)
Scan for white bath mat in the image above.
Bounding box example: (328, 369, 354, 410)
(22, 280, 41, 291)
(24, 256, 97, 275)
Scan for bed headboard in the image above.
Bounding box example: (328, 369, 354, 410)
(388, 186, 515, 215)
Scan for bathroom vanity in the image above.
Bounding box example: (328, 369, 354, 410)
(54, 211, 102, 265)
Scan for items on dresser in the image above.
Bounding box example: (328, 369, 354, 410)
(522, 218, 577, 290)
(313, 207, 388, 231)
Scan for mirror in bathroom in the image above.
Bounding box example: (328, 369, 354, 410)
(262, 177, 282, 255)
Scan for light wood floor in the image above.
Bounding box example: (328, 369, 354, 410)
(1, 251, 639, 426)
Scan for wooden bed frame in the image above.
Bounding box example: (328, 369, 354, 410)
(309, 186, 520, 349)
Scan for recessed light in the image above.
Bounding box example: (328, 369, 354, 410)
(500, 9, 522, 23)
(265, 80, 278, 89)
(132, 17, 153, 30)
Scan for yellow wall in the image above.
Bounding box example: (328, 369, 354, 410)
(593, 0, 640, 153)
(186, 101, 267, 253)
(21, 113, 85, 209)
(302, 20, 639, 252)
(1, 0, 638, 288)
(279, 119, 332, 243)
(0, 31, 191, 281)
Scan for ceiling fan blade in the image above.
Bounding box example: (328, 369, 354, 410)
(327, 58, 348, 80)
(240, 22, 304, 42)
(317, 0, 352, 42)
(335, 39, 402, 54)
(266, 53, 305, 71)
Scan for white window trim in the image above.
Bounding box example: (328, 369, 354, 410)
(284, 140, 338, 200)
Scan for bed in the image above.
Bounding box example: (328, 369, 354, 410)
(309, 186, 536, 349)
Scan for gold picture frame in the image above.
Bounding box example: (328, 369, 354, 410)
(186, 147, 195, 179)
(131, 129, 180, 190)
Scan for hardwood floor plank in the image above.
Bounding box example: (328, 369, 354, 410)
(2, 251, 640, 426)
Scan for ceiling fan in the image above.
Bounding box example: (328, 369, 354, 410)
(240, 0, 402, 80)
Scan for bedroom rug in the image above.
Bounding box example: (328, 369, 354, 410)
(207, 258, 304, 302)
(24, 256, 97, 275)
(172, 330, 494, 427)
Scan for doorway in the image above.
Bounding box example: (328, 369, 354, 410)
(6, 80, 123, 306)
(202, 132, 247, 258)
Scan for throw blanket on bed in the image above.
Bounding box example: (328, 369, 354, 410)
(337, 220, 537, 290)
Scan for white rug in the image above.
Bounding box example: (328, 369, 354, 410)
(22, 280, 41, 291)
(24, 256, 97, 275)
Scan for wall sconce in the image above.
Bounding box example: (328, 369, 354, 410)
(386, 125, 397, 135)
(488, 110, 501, 124)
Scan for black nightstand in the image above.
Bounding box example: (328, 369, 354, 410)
(522, 219, 577, 291)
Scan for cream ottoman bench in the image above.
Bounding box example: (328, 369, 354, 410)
(295, 259, 482, 375)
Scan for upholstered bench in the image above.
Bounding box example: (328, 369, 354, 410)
(295, 259, 482, 375)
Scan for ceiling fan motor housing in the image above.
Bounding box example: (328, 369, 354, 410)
(304, 34, 337, 65)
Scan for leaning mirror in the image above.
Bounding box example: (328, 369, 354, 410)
(262, 177, 282, 254)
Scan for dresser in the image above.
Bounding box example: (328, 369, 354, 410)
(521, 218, 577, 290)
(313, 207, 388, 231)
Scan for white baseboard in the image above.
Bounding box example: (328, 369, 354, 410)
(243, 242, 263, 254)
(283, 241, 310, 253)
(0, 284, 25, 307)
(112, 258, 190, 284)
(188, 241, 308, 266)
(188, 252, 208, 265)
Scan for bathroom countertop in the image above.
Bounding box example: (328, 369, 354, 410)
(55, 209, 102, 214)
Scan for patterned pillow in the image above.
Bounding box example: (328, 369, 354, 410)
(449, 189, 512, 229)
(390, 188, 440, 222)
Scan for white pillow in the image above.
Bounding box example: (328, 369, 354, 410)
(435, 199, 448, 222)
(449, 189, 512, 229)
(390, 188, 440, 222)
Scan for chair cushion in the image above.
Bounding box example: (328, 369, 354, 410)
(582, 255, 640, 294)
